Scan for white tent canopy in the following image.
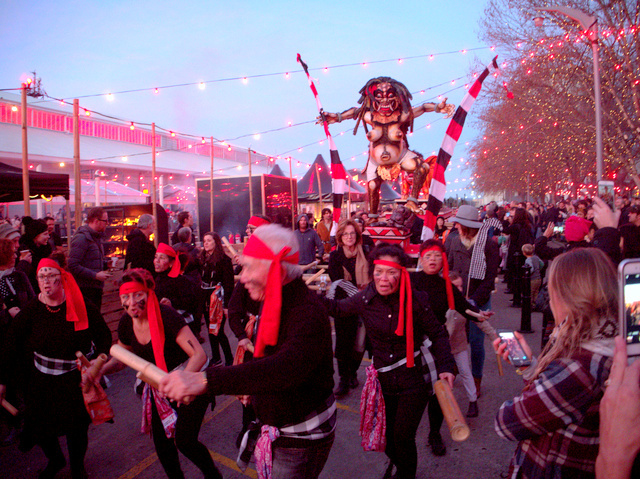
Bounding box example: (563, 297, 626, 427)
(50, 178, 149, 205)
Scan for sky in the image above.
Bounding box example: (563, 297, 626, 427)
(0, 0, 497, 199)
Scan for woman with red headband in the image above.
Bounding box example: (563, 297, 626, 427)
(325, 243, 455, 479)
(153, 243, 200, 338)
(410, 239, 496, 456)
(101, 268, 221, 479)
(0, 257, 111, 479)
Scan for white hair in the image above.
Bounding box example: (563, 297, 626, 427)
(251, 224, 302, 281)
(138, 214, 154, 229)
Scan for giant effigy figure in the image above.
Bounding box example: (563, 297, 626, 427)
(323, 77, 454, 214)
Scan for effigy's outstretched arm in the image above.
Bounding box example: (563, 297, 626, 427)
(413, 97, 455, 119)
(317, 107, 360, 124)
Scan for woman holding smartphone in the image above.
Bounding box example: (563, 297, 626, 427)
(494, 247, 617, 478)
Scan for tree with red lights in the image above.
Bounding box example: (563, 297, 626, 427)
(470, 0, 640, 199)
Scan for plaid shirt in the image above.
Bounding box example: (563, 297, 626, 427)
(495, 349, 612, 478)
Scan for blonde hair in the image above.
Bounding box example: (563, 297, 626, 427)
(534, 248, 618, 378)
(521, 243, 534, 256)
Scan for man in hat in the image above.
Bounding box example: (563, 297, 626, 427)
(68, 207, 111, 309)
(446, 205, 500, 397)
(160, 224, 336, 478)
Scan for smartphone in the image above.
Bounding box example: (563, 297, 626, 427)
(553, 225, 565, 234)
(598, 180, 615, 210)
(618, 259, 640, 357)
(496, 329, 532, 367)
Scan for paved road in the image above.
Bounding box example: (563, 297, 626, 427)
(1, 279, 545, 478)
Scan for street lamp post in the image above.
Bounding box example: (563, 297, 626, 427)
(535, 6, 603, 183)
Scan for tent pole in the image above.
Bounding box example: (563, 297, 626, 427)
(151, 123, 158, 247)
(210, 137, 214, 232)
(21, 84, 30, 217)
(289, 159, 295, 230)
(315, 163, 323, 215)
(73, 100, 81, 233)
(66, 199, 72, 251)
(347, 173, 351, 217)
(248, 148, 253, 218)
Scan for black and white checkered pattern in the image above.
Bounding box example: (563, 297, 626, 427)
(176, 309, 195, 324)
(34, 343, 95, 376)
(236, 394, 337, 472)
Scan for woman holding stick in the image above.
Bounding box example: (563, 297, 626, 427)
(494, 248, 618, 478)
(101, 268, 221, 479)
(199, 232, 234, 367)
(0, 257, 111, 479)
(324, 243, 455, 479)
(410, 239, 496, 455)
(153, 243, 200, 338)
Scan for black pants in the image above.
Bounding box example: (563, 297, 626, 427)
(203, 293, 233, 366)
(383, 388, 430, 479)
(151, 394, 221, 479)
(208, 315, 233, 366)
(427, 393, 444, 435)
(39, 424, 88, 479)
(334, 314, 360, 383)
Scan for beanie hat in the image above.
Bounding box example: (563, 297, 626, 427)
(0, 223, 20, 241)
(25, 219, 48, 241)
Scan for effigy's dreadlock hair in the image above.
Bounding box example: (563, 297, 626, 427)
(353, 77, 414, 135)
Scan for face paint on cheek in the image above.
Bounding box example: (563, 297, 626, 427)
(130, 298, 146, 318)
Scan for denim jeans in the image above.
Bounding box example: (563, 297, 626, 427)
(469, 298, 491, 379)
(271, 431, 335, 479)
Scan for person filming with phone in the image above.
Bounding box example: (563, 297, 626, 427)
(493, 247, 618, 478)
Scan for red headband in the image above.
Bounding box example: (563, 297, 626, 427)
(373, 259, 415, 368)
(247, 216, 270, 228)
(119, 281, 167, 372)
(420, 246, 455, 310)
(156, 243, 181, 278)
(37, 258, 88, 331)
(242, 234, 300, 357)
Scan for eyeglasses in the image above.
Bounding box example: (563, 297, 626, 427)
(37, 273, 61, 283)
(97, 218, 109, 223)
(342, 232, 357, 237)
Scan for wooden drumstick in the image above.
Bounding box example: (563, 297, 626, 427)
(110, 344, 166, 388)
(221, 236, 238, 258)
(305, 268, 326, 285)
(434, 379, 470, 442)
(76, 352, 109, 393)
(2, 398, 18, 416)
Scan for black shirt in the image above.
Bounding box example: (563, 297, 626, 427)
(118, 304, 188, 371)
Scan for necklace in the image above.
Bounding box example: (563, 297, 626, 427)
(45, 303, 61, 313)
(39, 293, 64, 313)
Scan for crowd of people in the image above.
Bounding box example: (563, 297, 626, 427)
(0, 197, 638, 479)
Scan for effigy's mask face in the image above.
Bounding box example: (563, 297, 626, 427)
(371, 82, 398, 116)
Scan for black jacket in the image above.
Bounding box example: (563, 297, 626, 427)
(124, 229, 156, 275)
(325, 282, 455, 375)
(205, 278, 334, 429)
(68, 226, 105, 290)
